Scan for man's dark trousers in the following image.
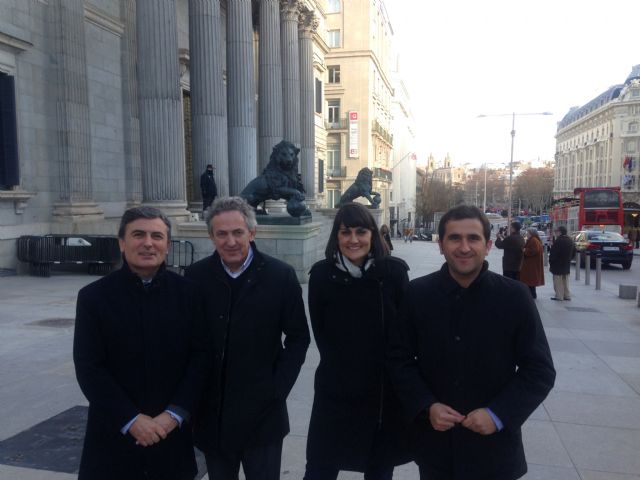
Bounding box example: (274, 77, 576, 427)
(203, 441, 282, 480)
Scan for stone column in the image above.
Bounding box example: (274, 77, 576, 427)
(121, 0, 142, 207)
(258, 0, 283, 171)
(136, 0, 189, 219)
(280, 0, 301, 147)
(227, 0, 257, 195)
(299, 11, 318, 200)
(51, 0, 103, 220)
(189, 0, 228, 200)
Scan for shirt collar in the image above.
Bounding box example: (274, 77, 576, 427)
(221, 245, 254, 279)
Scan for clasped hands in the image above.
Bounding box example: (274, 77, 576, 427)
(428, 402, 497, 435)
(129, 412, 178, 447)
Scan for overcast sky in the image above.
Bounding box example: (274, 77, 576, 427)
(385, 0, 640, 169)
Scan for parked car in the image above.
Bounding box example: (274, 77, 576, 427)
(572, 230, 633, 270)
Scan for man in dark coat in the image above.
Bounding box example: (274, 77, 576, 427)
(549, 225, 575, 301)
(388, 205, 555, 480)
(200, 164, 218, 213)
(185, 196, 310, 480)
(73, 207, 210, 480)
(494, 220, 525, 280)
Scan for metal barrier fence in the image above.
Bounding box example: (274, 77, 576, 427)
(167, 240, 195, 274)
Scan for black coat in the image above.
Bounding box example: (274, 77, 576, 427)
(549, 234, 574, 275)
(388, 263, 555, 480)
(184, 244, 310, 453)
(200, 171, 217, 199)
(495, 233, 525, 272)
(306, 256, 412, 470)
(73, 262, 210, 480)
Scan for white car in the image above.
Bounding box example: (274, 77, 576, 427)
(536, 230, 549, 248)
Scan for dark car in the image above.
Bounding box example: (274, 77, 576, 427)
(572, 230, 633, 270)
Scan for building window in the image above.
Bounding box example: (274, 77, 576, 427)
(326, 0, 340, 13)
(315, 78, 322, 114)
(0, 72, 19, 189)
(627, 140, 637, 153)
(327, 189, 342, 208)
(327, 30, 341, 48)
(328, 65, 340, 84)
(327, 99, 340, 125)
(327, 137, 342, 175)
(629, 122, 638, 133)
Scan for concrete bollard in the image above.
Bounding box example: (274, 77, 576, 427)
(595, 255, 602, 290)
(575, 251, 580, 281)
(543, 248, 549, 267)
(619, 284, 638, 299)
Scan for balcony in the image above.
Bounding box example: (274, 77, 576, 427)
(327, 165, 347, 177)
(373, 167, 392, 182)
(372, 119, 393, 145)
(325, 118, 348, 130)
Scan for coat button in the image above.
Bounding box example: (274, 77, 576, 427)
(454, 336, 461, 342)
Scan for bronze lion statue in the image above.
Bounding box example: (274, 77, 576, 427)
(241, 140, 310, 217)
(337, 167, 381, 208)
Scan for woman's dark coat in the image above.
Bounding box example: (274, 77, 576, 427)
(549, 234, 575, 275)
(306, 256, 412, 470)
(73, 262, 210, 480)
(184, 244, 310, 454)
(388, 263, 555, 480)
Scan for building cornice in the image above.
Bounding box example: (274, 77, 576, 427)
(85, 3, 124, 37)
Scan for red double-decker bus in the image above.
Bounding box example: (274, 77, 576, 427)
(550, 187, 624, 234)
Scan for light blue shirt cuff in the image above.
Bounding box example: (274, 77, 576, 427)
(165, 409, 183, 427)
(486, 408, 504, 431)
(121, 414, 139, 435)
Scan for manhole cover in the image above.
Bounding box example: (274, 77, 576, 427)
(564, 307, 600, 313)
(27, 318, 75, 328)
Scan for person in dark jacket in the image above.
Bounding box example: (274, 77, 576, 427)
(304, 203, 412, 480)
(495, 220, 525, 280)
(200, 164, 218, 213)
(184, 196, 310, 480)
(380, 223, 393, 251)
(549, 225, 574, 301)
(388, 205, 555, 480)
(73, 207, 210, 480)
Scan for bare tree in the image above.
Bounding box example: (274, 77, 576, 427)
(514, 167, 554, 214)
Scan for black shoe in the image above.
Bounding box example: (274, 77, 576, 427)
(564, 298, 571, 301)
(550, 297, 562, 301)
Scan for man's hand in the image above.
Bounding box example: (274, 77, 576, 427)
(461, 408, 497, 435)
(153, 412, 179, 436)
(129, 414, 168, 447)
(429, 402, 465, 431)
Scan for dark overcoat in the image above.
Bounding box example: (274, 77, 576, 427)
(520, 236, 544, 287)
(495, 233, 525, 272)
(200, 171, 217, 200)
(388, 263, 555, 480)
(549, 234, 575, 275)
(184, 244, 310, 453)
(73, 262, 210, 480)
(306, 256, 412, 471)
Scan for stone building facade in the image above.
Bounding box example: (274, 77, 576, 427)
(554, 65, 640, 203)
(0, 0, 328, 270)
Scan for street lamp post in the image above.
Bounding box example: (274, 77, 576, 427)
(477, 112, 552, 226)
(482, 163, 488, 213)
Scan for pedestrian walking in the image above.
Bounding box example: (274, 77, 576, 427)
(73, 207, 210, 480)
(549, 225, 575, 301)
(388, 205, 555, 480)
(495, 221, 525, 280)
(520, 228, 545, 299)
(185, 196, 310, 480)
(200, 164, 217, 213)
(304, 203, 412, 479)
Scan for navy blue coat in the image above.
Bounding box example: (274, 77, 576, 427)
(73, 262, 210, 480)
(388, 262, 555, 480)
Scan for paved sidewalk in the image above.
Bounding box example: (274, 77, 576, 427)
(0, 241, 639, 479)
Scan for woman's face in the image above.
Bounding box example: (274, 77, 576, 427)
(337, 223, 372, 266)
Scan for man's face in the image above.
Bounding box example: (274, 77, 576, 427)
(118, 218, 170, 278)
(439, 218, 492, 287)
(209, 210, 256, 272)
(207, 168, 213, 174)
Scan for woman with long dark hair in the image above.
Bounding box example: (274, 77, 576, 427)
(304, 203, 411, 480)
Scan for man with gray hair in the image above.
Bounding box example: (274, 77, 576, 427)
(549, 225, 575, 301)
(185, 196, 310, 480)
(73, 206, 209, 479)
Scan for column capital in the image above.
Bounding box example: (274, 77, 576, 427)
(298, 11, 318, 35)
(280, 0, 302, 22)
